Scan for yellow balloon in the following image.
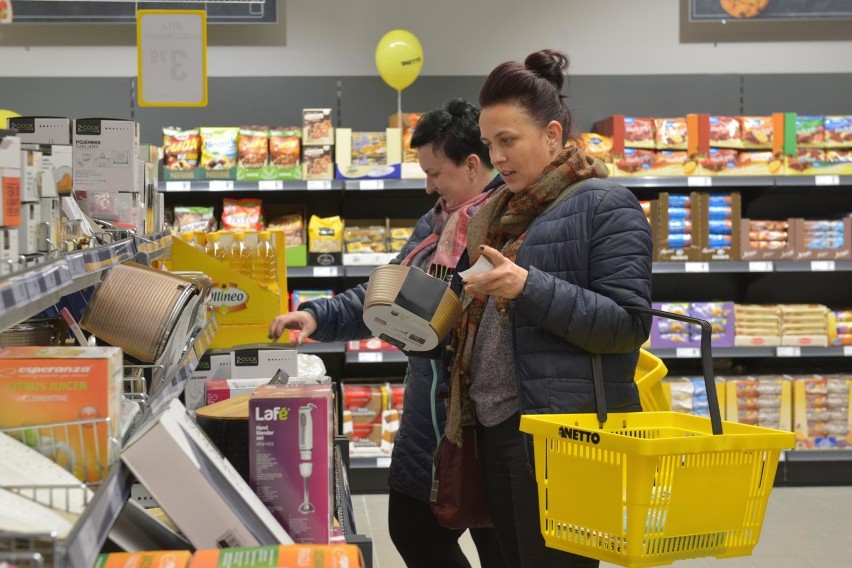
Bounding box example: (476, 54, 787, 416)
(0, 109, 20, 129)
(375, 29, 423, 92)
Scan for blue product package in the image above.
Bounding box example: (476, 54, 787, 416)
(668, 207, 691, 219)
(668, 233, 692, 248)
(708, 234, 732, 248)
(668, 194, 692, 207)
(708, 205, 733, 219)
(669, 219, 693, 232)
(708, 219, 733, 234)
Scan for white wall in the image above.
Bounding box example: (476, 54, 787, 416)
(1, 0, 851, 77)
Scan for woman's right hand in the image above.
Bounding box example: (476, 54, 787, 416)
(269, 310, 318, 345)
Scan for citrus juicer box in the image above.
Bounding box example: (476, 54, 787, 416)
(171, 233, 288, 348)
(250, 384, 334, 544)
(0, 345, 123, 483)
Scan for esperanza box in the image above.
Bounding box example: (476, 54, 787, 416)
(250, 384, 334, 544)
(0, 346, 123, 483)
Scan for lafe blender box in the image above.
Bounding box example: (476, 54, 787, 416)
(249, 384, 333, 544)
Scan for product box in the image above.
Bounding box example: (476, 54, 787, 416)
(734, 304, 782, 348)
(0, 166, 20, 228)
(654, 117, 688, 150)
(697, 191, 741, 262)
(266, 126, 302, 181)
(185, 349, 231, 412)
(7, 117, 72, 145)
(303, 145, 334, 180)
(250, 384, 334, 544)
(122, 397, 293, 549)
(346, 338, 400, 353)
(823, 116, 852, 148)
(592, 115, 656, 150)
(343, 384, 388, 424)
(334, 128, 402, 180)
(303, 109, 334, 146)
(785, 150, 852, 176)
(739, 218, 797, 261)
(0, 227, 19, 275)
(73, 118, 139, 193)
(19, 146, 41, 202)
(650, 192, 701, 261)
(39, 197, 60, 251)
(792, 217, 851, 261)
(650, 302, 734, 348)
(31, 144, 72, 196)
(724, 376, 792, 432)
(189, 545, 365, 568)
(0, 346, 124, 483)
(206, 378, 270, 405)
(665, 376, 726, 419)
(230, 345, 298, 381)
(795, 115, 825, 148)
(343, 418, 383, 454)
(792, 375, 852, 450)
(18, 201, 38, 255)
(93, 551, 192, 568)
(389, 111, 423, 164)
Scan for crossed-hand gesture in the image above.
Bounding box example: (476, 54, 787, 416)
(462, 245, 529, 300)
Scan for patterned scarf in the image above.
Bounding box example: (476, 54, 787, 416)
(445, 146, 608, 445)
(402, 188, 494, 281)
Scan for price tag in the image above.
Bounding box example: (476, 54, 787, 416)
(810, 260, 836, 272)
(814, 175, 840, 186)
(687, 176, 712, 187)
(312, 266, 339, 277)
(844, 346, 852, 357)
(137, 10, 207, 107)
(165, 181, 191, 192)
(748, 261, 774, 272)
(258, 180, 283, 191)
(376, 457, 392, 468)
(684, 262, 710, 273)
(360, 180, 384, 190)
(9, 280, 27, 305)
(358, 352, 383, 363)
(24, 275, 41, 300)
(307, 180, 332, 190)
(675, 347, 701, 358)
(776, 346, 801, 357)
(778, 451, 786, 462)
(208, 180, 233, 191)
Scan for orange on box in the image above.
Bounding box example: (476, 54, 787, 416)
(93, 551, 192, 568)
(0, 346, 123, 483)
(190, 544, 364, 567)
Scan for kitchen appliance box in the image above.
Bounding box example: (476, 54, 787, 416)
(0, 346, 124, 483)
(250, 384, 334, 544)
(72, 118, 139, 193)
(7, 117, 73, 145)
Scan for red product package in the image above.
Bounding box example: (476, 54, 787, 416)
(221, 198, 262, 230)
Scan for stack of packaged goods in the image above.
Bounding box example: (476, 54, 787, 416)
(666, 195, 693, 252)
(798, 219, 847, 258)
(342, 384, 388, 456)
(666, 376, 720, 419)
(650, 301, 734, 347)
(831, 309, 852, 346)
(303, 109, 334, 181)
(793, 375, 852, 450)
(724, 375, 791, 431)
(746, 219, 790, 255)
(389, 225, 414, 253)
(734, 304, 781, 347)
(307, 215, 343, 265)
(344, 223, 387, 254)
(705, 193, 734, 252)
(780, 304, 829, 347)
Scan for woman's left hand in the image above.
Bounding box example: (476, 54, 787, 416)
(463, 245, 529, 299)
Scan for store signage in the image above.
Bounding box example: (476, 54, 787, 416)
(137, 10, 207, 107)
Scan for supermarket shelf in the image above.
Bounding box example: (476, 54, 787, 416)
(345, 350, 407, 364)
(774, 175, 852, 187)
(612, 176, 777, 189)
(159, 180, 345, 192)
(349, 454, 392, 469)
(343, 179, 425, 191)
(651, 346, 852, 359)
(288, 266, 344, 278)
(774, 260, 852, 272)
(785, 450, 852, 463)
(300, 341, 346, 354)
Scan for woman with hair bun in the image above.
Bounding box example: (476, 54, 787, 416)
(442, 50, 653, 567)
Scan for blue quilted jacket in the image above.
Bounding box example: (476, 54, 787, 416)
(448, 177, 653, 418)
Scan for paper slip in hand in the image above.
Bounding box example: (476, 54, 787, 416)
(458, 255, 494, 280)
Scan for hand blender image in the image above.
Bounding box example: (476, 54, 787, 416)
(298, 403, 317, 514)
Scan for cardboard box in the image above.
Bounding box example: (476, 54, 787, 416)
(651, 193, 701, 261)
(189, 545, 364, 568)
(18, 201, 38, 255)
(792, 375, 852, 450)
(739, 218, 796, 261)
(0, 167, 20, 227)
(303, 145, 334, 180)
(334, 128, 402, 180)
(697, 191, 741, 262)
(0, 228, 18, 274)
(250, 384, 334, 544)
(73, 118, 139, 193)
(93, 551, 192, 568)
(7, 117, 72, 145)
(206, 378, 270, 405)
(185, 349, 231, 412)
(39, 197, 60, 252)
(20, 147, 41, 202)
(724, 376, 792, 432)
(343, 418, 384, 454)
(823, 116, 852, 148)
(303, 109, 334, 146)
(29, 144, 72, 197)
(230, 345, 298, 381)
(792, 217, 851, 261)
(0, 346, 123, 483)
(122, 398, 293, 549)
(343, 384, 388, 424)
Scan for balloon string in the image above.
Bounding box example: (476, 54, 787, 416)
(397, 90, 402, 128)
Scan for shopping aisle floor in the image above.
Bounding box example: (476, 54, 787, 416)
(352, 486, 852, 568)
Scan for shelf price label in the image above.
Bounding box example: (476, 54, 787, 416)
(748, 261, 774, 272)
(137, 10, 207, 107)
(307, 180, 332, 190)
(810, 260, 836, 272)
(684, 262, 710, 273)
(208, 180, 234, 191)
(360, 180, 384, 190)
(312, 266, 339, 277)
(814, 175, 840, 186)
(165, 181, 191, 192)
(844, 346, 852, 357)
(258, 180, 283, 191)
(376, 457, 391, 468)
(675, 347, 701, 358)
(687, 176, 712, 187)
(358, 352, 383, 363)
(776, 346, 801, 357)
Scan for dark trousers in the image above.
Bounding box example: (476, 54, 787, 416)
(388, 487, 507, 568)
(482, 413, 599, 568)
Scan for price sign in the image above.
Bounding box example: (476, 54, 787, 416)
(684, 262, 710, 273)
(687, 176, 712, 187)
(307, 180, 332, 190)
(312, 266, 339, 277)
(748, 261, 774, 272)
(165, 181, 191, 192)
(376, 457, 392, 468)
(258, 180, 283, 191)
(811, 260, 836, 272)
(814, 175, 840, 186)
(675, 347, 701, 358)
(208, 180, 234, 191)
(776, 346, 801, 357)
(360, 180, 384, 190)
(358, 352, 383, 363)
(137, 10, 207, 107)
(844, 346, 852, 357)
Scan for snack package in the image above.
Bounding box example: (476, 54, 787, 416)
(303, 145, 333, 180)
(824, 116, 852, 148)
(654, 118, 688, 150)
(268, 213, 305, 247)
(237, 126, 269, 169)
(709, 116, 741, 148)
(344, 224, 387, 253)
(351, 132, 388, 166)
(303, 108, 333, 145)
(174, 206, 216, 233)
(269, 127, 302, 168)
(308, 215, 343, 253)
(581, 133, 613, 163)
(222, 198, 262, 231)
(796, 115, 825, 148)
(291, 289, 335, 312)
(200, 127, 239, 170)
(401, 113, 423, 163)
(162, 127, 200, 170)
(623, 117, 655, 149)
(739, 116, 773, 149)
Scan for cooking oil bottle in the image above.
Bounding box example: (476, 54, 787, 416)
(227, 231, 252, 276)
(205, 232, 227, 261)
(252, 230, 278, 290)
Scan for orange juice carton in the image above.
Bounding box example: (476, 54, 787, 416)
(0, 346, 123, 482)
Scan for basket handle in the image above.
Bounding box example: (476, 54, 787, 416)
(591, 306, 723, 436)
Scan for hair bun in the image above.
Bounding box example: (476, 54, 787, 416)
(524, 49, 569, 91)
(445, 97, 477, 118)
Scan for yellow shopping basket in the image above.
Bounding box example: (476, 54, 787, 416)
(635, 349, 668, 412)
(520, 307, 795, 568)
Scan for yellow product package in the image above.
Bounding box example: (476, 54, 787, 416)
(308, 215, 344, 253)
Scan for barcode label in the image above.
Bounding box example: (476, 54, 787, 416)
(165, 181, 191, 192)
(313, 266, 339, 277)
(684, 262, 710, 273)
(360, 180, 384, 190)
(811, 261, 835, 272)
(748, 261, 773, 272)
(208, 180, 234, 191)
(376, 457, 391, 468)
(814, 175, 840, 186)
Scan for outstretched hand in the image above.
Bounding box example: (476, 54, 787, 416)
(268, 310, 318, 345)
(462, 245, 528, 300)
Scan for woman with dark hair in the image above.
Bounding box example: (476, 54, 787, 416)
(270, 98, 505, 568)
(443, 50, 653, 567)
